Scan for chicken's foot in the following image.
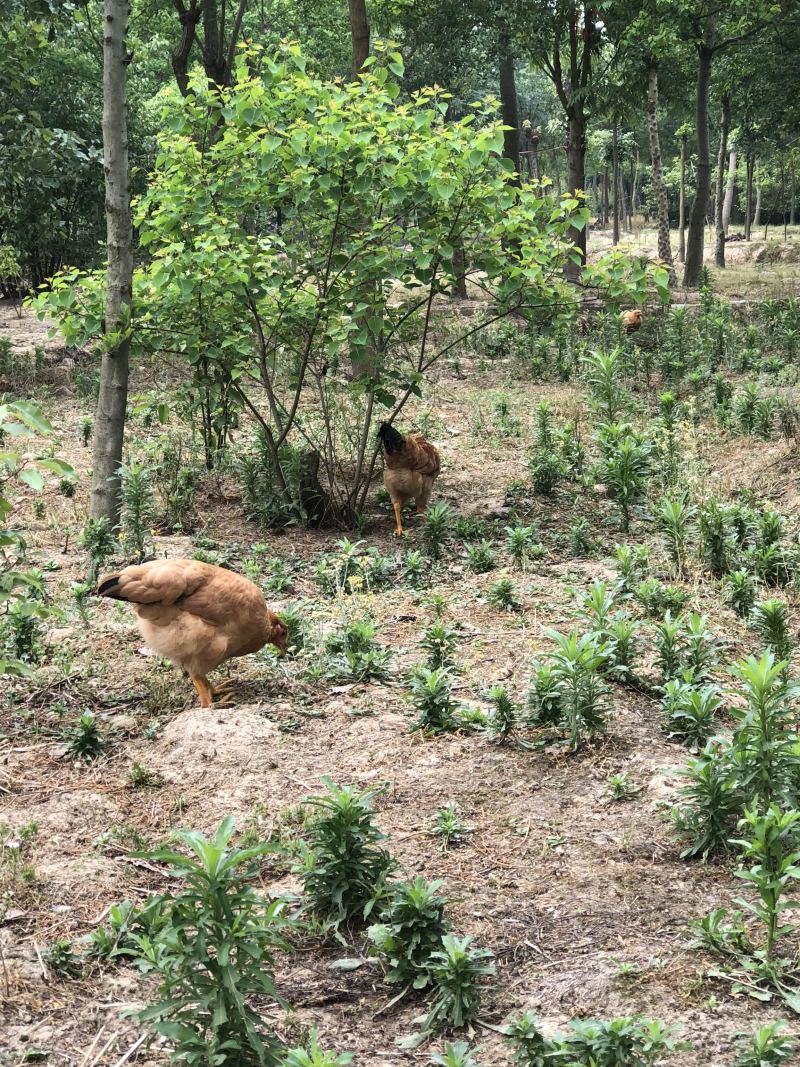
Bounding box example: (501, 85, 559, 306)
(392, 500, 404, 537)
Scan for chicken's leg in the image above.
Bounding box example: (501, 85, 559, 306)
(392, 499, 404, 537)
(191, 675, 214, 709)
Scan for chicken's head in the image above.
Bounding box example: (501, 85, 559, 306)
(269, 614, 289, 655)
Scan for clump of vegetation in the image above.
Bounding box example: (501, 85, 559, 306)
(297, 778, 395, 930)
(506, 1011, 687, 1065)
(528, 631, 609, 751)
(368, 877, 451, 990)
(409, 667, 459, 733)
(65, 712, 104, 761)
(130, 817, 290, 1064)
(432, 804, 469, 850)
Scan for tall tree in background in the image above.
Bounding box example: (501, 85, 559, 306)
(498, 19, 521, 182)
(713, 91, 731, 266)
(646, 63, 675, 281)
(170, 0, 248, 94)
(92, 0, 133, 524)
(348, 0, 370, 77)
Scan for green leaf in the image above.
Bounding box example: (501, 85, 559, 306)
(18, 468, 45, 491)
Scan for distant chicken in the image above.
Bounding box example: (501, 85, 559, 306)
(622, 308, 643, 334)
(377, 421, 441, 536)
(97, 559, 287, 708)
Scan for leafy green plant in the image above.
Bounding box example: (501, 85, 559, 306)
(584, 348, 627, 423)
(404, 549, 427, 585)
(278, 1032, 353, 1067)
(529, 449, 562, 496)
(606, 772, 640, 801)
(672, 742, 742, 860)
(569, 517, 592, 556)
(429, 1043, 483, 1067)
(78, 516, 117, 583)
(118, 460, 157, 562)
(730, 653, 800, 810)
(297, 778, 395, 929)
(731, 1021, 797, 1067)
(466, 540, 496, 574)
(598, 423, 652, 532)
(420, 620, 460, 671)
(655, 495, 695, 578)
(368, 877, 451, 989)
(402, 935, 494, 1048)
(653, 611, 685, 685)
(45, 939, 83, 979)
(614, 544, 648, 593)
(661, 676, 722, 750)
(507, 1012, 687, 1066)
(65, 712, 104, 761)
(604, 613, 639, 680)
(487, 577, 520, 611)
(732, 805, 800, 960)
(505, 525, 540, 569)
(131, 817, 289, 1065)
(537, 630, 610, 751)
(485, 684, 518, 743)
(432, 804, 469, 850)
(534, 399, 555, 450)
(423, 503, 453, 560)
(699, 500, 734, 577)
(751, 598, 793, 661)
(410, 667, 459, 733)
(725, 569, 757, 618)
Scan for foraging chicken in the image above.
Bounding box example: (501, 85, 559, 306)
(622, 308, 643, 334)
(377, 421, 441, 536)
(97, 559, 287, 708)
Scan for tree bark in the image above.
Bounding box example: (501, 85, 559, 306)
(714, 92, 731, 267)
(683, 28, 714, 288)
(348, 0, 370, 79)
(678, 134, 687, 262)
(722, 149, 737, 232)
(603, 167, 609, 227)
(498, 29, 521, 185)
(631, 148, 640, 229)
(754, 158, 762, 227)
(645, 65, 676, 282)
(92, 0, 132, 526)
(170, 0, 245, 94)
(612, 121, 620, 245)
(744, 153, 754, 240)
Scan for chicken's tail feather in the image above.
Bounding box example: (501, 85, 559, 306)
(97, 573, 125, 598)
(377, 422, 404, 454)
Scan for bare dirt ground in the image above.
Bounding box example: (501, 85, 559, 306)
(2, 296, 800, 1066)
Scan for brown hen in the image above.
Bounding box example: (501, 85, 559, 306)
(97, 559, 287, 708)
(622, 309, 643, 334)
(377, 422, 441, 536)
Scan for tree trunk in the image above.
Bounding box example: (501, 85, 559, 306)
(612, 122, 620, 245)
(683, 33, 714, 288)
(531, 127, 541, 182)
(791, 169, 796, 226)
(93, 0, 133, 526)
(347, 0, 370, 79)
(722, 149, 737, 232)
(678, 135, 687, 262)
(714, 92, 731, 267)
(498, 30, 521, 184)
(645, 65, 676, 282)
(631, 148, 640, 229)
(754, 159, 762, 227)
(745, 154, 754, 240)
(170, 0, 246, 95)
(564, 111, 587, 278)
(603, 167, 609, 227)
(451, 242, 468, 299)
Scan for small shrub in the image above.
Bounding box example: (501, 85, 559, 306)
(505, 525, 542, 569)
(655, 495, 695, 578)
(432, 803, 469, 849)
(423, 502, 452, 560)
(79, 516, 117, 583)
(672, 742, 741, 860)
(597, 422, 652, 532)
(404, 549, 427, 585)
(278, 1031, 353, 1067)
(66, 712, 104, 761)
(485, 684, 517, 743)
(132, 817, 289, 1064)
(420, 620, 460, 671)
(725, 569, 757, 618)
(466, 540, 496, 574)
(118, 460, 157, 562)
(297, 778, 395, 929)
(662, 676, 722, 750)
(569, 517, 592, 556)
(487, 577, 519, 611)
(368, 877, 451, 989)
(606, 772, 640, 801)
(731, 1021, 797, 1067)
(402, 935, 494, 1047)
(429, 1042, 484, 1067)
(529, 449, 561, 496)
(751, 598, 793, 661)
(614, 544, 648, 593)
(410, 667, 458, 733)
(635, 578, 689, 617)
(45, 939, 83, 979)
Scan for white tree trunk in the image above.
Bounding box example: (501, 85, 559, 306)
(92, 0, 132, 524)
(722, 149, 737, 232)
